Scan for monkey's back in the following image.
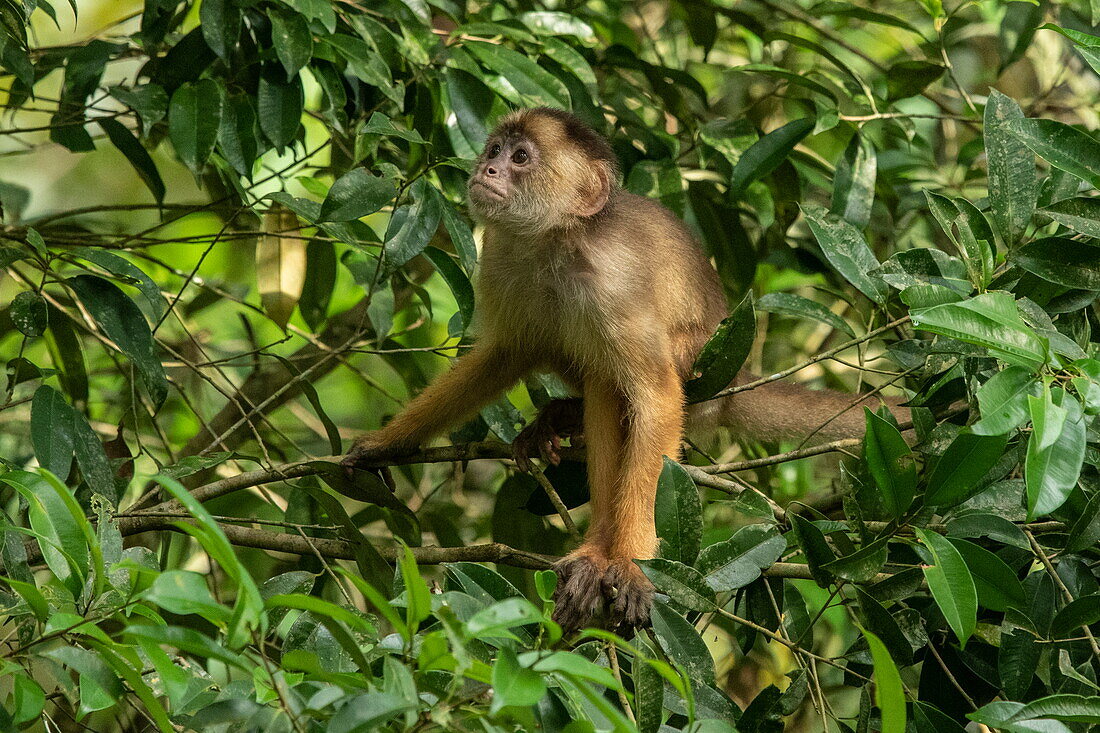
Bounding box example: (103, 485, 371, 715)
(594, 192, 728, 378)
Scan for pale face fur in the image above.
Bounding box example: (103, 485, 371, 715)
(467, 111, 612, 234)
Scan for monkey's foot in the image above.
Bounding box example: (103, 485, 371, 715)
(513, 398, 584, 471)
(552, 553, 609, 632)
(551, 554, 653, 636)
(604, 560, 654, 636)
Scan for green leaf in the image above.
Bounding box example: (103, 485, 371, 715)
(258, 66, 303, 149)
(801, 203, 889, 303)
(435, 190, 478, 272)
(422, 246, 474, 333)
(947, 538, 1026, 612)
(637, 558, 716, 611)
(1, 470, 90, 599)
(1014, 237, 1100, 290)
(916, 528, 977, 647)
(862, 628, 907, 733)
(909, 292, 1048, 369)
(925, 431, 1010, 506)
(199, 0, 241, 60)
(145, 570, 233, 623)
(863, 408, 916, 519)
(441, 68, 492, 158)
(399, 543, 432, 630)
(519, 11, 597, 39)
(756, 292, 856, 337)
(97, 118, 165, 203)
(67, 274, 168, 406)
(11, 291, 46, 337)
(655, 458, 702, 564)
(491, 647, 547, 713)
(108, 84, 168, 132)
(1000, 694, 1100, 725)
(363, 111, 429, 145)
(467, 597, 543, 640)
(1006, 117, 1100, 189)
(218, 94, 259, 178)
(466, 41, 570, 107)
(71, 247, 165, 318)
(9, 675, 45, 726)
(1041, 197, 1100, 238)
(329, 691, 414, 731)
(318, 168, 396, 222)
(1026, 391, 1086, 518)
(885, 60, 944, 100)
(790, 515, 837, 587)
(168, 79, 224, 176)
(683, 292, 755, 401)
(972, 366, 1040, 435)
(857, 588, 913, 666)
(1051, 594, 1100, 638)
(984, 90, 1037, 246)
(268, 6, 313, 79)
(1068, 489, 1100, 552)
(32, 385, 114, 503)
(383, 178, 442, 275)
(650, 597, 715, 683)
(729, 118, 814, 196)
(696, 524, 786, 592)
(831, 131, 877, 228)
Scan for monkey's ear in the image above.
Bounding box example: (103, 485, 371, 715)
(574, 163, 611, 217)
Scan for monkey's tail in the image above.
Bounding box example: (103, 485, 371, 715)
(686, 371, 911, 444)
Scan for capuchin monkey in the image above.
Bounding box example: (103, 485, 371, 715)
(342, 107, 909, 632)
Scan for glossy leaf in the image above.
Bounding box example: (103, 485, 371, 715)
(916, 528, 977, 647)
(655, 458, 702, 564)
(909, 292, 1047, 369)
(729, 118, 814, 195)
(1006, 117, 1100, 189)
(168, 79, 224, 176)
(863, 408, 916, 519)
(683, 292, 754, 401)
(756, 292, 855, 337)
(925, 431, 1010, 506)
(862, 628, 907, 733)
(1014, 237, 1100, 290)
(66, 274, 168, 406)
(802, 203, 889, 303)
(318, 168, 396, 222)
(984, 89, 1037, 246)
(831, 131, 877, 228)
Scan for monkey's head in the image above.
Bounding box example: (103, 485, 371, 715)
(467, 107, 619, 231)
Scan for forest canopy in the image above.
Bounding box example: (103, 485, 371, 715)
(2, 0, 1100, 731)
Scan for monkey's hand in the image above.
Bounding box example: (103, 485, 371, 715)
(552, 549, 653, 636)
(513, 398, 584, 472)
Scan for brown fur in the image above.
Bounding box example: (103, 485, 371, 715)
(343, 108, 909, 632)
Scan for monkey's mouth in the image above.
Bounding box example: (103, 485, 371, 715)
(470, 179, 507, 201)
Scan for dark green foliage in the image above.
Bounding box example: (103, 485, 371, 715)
(1, 0, 1099, 731)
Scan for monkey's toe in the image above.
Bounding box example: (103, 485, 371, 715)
(604, 563, 653, 636)
(552, 554, 608, 632)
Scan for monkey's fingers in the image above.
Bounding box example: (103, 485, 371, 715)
(541, 433, 563, 466)
(603, 564, 653, 637)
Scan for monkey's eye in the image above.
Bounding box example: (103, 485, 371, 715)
(488, 144, 501, 158)
(512, 148, 529, 164)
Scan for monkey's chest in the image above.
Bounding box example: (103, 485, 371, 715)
(479, 265, 606, 358)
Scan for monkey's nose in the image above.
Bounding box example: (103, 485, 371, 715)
(485, 165, 497, 176)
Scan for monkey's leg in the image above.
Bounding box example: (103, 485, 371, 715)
(551, 379, 624, 632)
(601, 366, 684, 632)
(342, 344, 528, 468)
(512, 397, 584, 471)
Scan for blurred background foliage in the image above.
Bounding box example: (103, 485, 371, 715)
(2, 0, 1100, 730)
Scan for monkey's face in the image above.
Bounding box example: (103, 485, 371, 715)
(467, 134, 545, 225)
